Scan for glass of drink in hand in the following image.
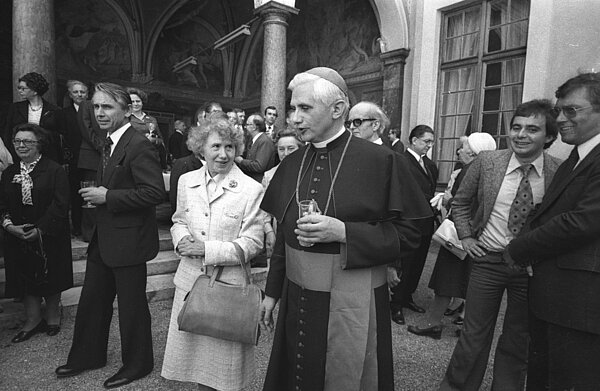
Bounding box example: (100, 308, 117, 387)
(298, 199, 321, 247)
(80, 180, 96, 208)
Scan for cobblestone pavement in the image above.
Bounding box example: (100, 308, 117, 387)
(0, 242, 502, 390)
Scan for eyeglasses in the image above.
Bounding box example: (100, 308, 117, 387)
(417, 138, 434, 146)
(344, 118, 377, 128)
(13, 139, 39, 146)
(550, 105, 593, 119)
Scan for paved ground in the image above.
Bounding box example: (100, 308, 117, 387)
(0, 242, 504, 390)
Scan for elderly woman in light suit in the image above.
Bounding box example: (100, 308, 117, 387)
(161, 116, 265, 391)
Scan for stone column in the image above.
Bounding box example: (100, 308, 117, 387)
(255, 1, 298, 129)
(380, 48, 410, 137)
(12, 0, 56, 104)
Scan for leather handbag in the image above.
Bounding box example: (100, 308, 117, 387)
(177, 242, 262, 345)
(432, 218, 468, 260)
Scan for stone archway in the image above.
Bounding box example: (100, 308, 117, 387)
(368, 0, 409, 51)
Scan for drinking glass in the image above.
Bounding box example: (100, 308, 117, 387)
(297, 199, 321, 247)
(80, 180, 96, 208)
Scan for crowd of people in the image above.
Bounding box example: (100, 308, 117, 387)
(0, 66, 599, 391)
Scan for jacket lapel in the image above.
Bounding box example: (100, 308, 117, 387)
(483, 150, 511, 224)
(102, 127, 134, 185)
(209, 165, 243, 204)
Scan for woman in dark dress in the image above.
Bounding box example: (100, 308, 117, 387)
(1, 124, 73, 343)
(407, 132, 496, 338)
(4, 72, 65, 164)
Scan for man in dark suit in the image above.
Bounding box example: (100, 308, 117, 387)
(56, 82, 165, 389)
(440, 100, 561, 391)
(264, 105, 279, 140)
(168, 119, 186, 160)
(389, 125, 438, 324)
(234, 113, 276, 182)
(389, 127, 405, 153)
(506, 74, 600, 390)
(63, 80, 88, 236)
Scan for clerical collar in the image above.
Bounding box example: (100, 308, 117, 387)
(312, 126, 346, 149)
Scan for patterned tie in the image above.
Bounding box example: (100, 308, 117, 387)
(102, 137, 113, 175)
(507, 164, 534, 236)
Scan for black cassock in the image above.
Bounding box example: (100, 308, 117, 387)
(261, 130, 431, 391)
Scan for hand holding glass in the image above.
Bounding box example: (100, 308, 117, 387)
(298, 200, 321, 247)
(80, 180, 96, 208)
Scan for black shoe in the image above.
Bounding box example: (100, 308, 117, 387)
(103, 369, 151, 389)
(391, 309, 405, 325)
(47, 324, 61, 336)
(452, 316, 464, 326)
(444, 302, 464, 317)
(407, 324, 442, 340)
(56, 365, 87, 378)
(11, 320, 47, 343)
(404, 300, 426, 313)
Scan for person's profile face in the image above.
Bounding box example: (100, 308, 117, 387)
(237, 111, 246, 125)
(410, 132, 434, 155)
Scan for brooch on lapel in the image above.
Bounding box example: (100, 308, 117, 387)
(228, 180, 238, 188)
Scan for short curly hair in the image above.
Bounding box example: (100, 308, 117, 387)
(186, 117, 244, 156)
(19, 72, 49, 96)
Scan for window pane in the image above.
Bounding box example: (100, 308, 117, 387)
(445, 37, 462, 61)
(482, 113, 499, 135)
(463, 32, 479, 57)
(440, 116, 456, 139)
(460, 67, 477, 89)
(444, 69, 460, 91)
(447, 14, 463, 37)
(456, 114, 472, 136)
(504, 57, 525, 83)
(485, 62, 502, 86)
(498, 136, 509, 149)
(500, 112, 512, 135)
(442, 94, 458, 115)
(439, 139, 459, 161)
(465, 8, 481, 32)
(501, 85, 523, 110)
(438, 161, 454, 184)
(488, 27, 503, 52)
(511, 0, 530, 21)
(507, 20, 528, 49)
(458, 92, 475, 114)
(484, 88, 501, 111)
(490, 0, 507, 26)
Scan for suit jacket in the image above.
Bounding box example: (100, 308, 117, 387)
(237, 132, 276, 182)
(390, 140, 405, 154)
(508, 144, 600, 334)
(453, 149, 561, 241)
(95, 125, 165, 267)
(77, 100, 106, 171)
(404, 150, 438, 233)
(63, 104, 82, 165)
(4, 99, 65, 163)
(170, 164, 265, 292)
(168, 131, 185, 159)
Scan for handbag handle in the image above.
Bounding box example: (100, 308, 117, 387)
(208, 242, 251, 288)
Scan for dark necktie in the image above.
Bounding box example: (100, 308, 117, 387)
(507, 164, 534, 236)
(102, 137, 113, 175)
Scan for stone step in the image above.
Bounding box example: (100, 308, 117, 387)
(0, 249, 180, 297)
(0, 267, 269, 328)
(0, 231, 174, 268)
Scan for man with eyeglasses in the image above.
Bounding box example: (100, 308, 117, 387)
(389, 125, 439, 325)
(346, 101, 388, 144)
(440, 100, 561, 391)
(505, 73, 600, 390)
(234, 113, 275, 183)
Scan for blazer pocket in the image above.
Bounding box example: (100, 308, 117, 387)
(556, 245, 600, 273)
(220, 209, 243, 230)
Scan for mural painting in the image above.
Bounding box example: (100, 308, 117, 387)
(55, 0, 131, 81)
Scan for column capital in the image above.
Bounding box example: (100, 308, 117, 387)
(255, 1, 299, 24)
(380, 48, 410, 66)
